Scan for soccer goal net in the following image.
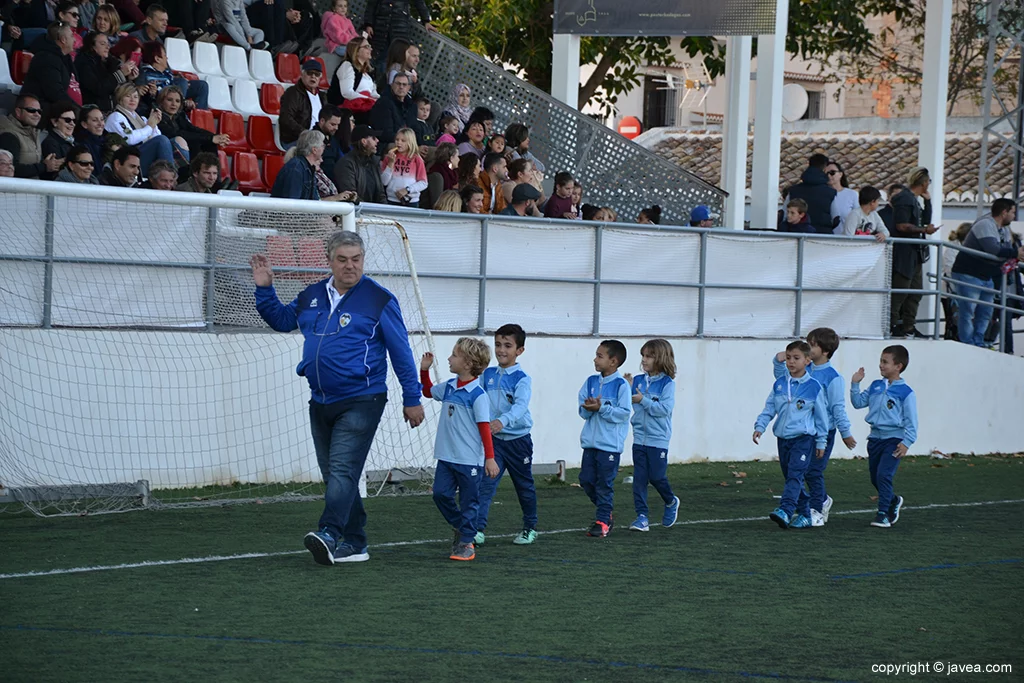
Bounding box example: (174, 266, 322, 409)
(0, 182, 438, 516)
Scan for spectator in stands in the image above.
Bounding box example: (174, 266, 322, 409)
(280, 59, 325, 148)
(0, 150, 15, 178)
(500, 158, 544, 217)
(544, 171, 577, 219)
(779, 198, 814, 233)
(460, 184, 483, 214)
(322, 0, 358, 56)
(177, 151, 219, 192)
(594, 207, 617, 222)
(436, 115, 459, 145)
(441, 84, 472, 134)
(334, 124, 385, 204)
(384, 39, 422, 98)
(212, 0, 268, 51)
(503, 122, 546, 174)
(144, 158, 178, 189)
(427, 142, 458, 191)
(110, 0, 145, 30)
(76, 32, 137, 113)
(135, 41, 210, 113)
(433, 189, 462, 212)
(105, 82, 174, 176)
(109, 34, 142, 63)
(56, 1, 84, 54)
(456, 152, 480, 190)
(878, 183, 903, 234)
(21, 21, 78, 115)
(316, 106, 346, 174)
(40, 101, 78, 180)
(890, 167, 939, 338)
(498, 183, 541, 218)
(570, 180, 582, 219)
(637, 205, 661, 225)
(78, 0, 100, 33)
(826, 159, 857, 235)
(327, 37, 379, 120)
(100, 143, 140, 186)
(54, 144, 99, 183)
(163, 0, 214, 42)
(92, 4, 124, 43)
(457, 120, 486, 160)
(464, 107, 494, 142)
(380, 127, 426, 206)
(245, 0, 295, 54)
(271, 129, 324, 200)
(128, 4, 167, 45)
(361, 0, 434, 74)
(75, 104, 106, 178)
(306, 149, 357, 204)
(950, 199, 1023, 347)
(369, 70, 416, 149)
(477, 152, 508, 214)
(844, 187, 889, 242)
(0, 94, 61, 179)
(410, 97, 434, 148)
(487, 133, 505, 155)
(156, 86, 228, 160)
(284, 0, 320, 56)
(787, 153, 836, 234)
(689, 205, 714, 228)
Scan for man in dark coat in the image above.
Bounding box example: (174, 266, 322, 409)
(334, 125, 386, 204)
(786, 153, 837, 235)
(279, 59, 325, 147)
(368, 71, 416, 149)
(21, 22, 76, 119)
(361, 0, 434, 72)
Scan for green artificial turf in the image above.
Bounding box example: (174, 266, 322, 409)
(1, 455, 1021, 682)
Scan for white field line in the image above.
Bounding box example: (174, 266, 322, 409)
(2, 497, 1022, 581)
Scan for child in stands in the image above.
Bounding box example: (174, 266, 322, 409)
(475, 324, 538, 545)
(625, 339, 680, 532)
(381, 128, 427, 206)
(321, 0, 358, 57)
(420, 339, 500, 561)
(578, 339, 632, 537)
(850, 345, 917, 528)
(754, 340, 828, 529)
(779, 198, 814, 233)
(844, 186, 889, 242)
(544, 171, 578, 219)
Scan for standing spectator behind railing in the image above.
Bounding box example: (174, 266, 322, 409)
(333, 124, 385, 204)
(322, 0, 358, 56)
(40, 101, 78, 180)
(326, 37, 379, 121)
(211, 0, 268, 50)
(0, 94, 62, 179)
(950, 199, 1023, 348)
(21, 21, 79, 114)
(77, 32, 137, 112)
(787, 153, 836, 235)
(890, 167, 939, 339)
(361, 0, 435, 74)
(280, 59, 325, 148)
(105, 82, 174, 177)
(826, 159, 858, 234)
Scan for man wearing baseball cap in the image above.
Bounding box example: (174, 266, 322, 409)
(279, 59, 326, 147)
(497, 183, 541, 217)
(334, 124, 386, 204)
(690, 205, 716, 228)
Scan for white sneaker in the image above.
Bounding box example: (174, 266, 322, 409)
(821, 495, 834, 523)
(810, 509, 825, 527)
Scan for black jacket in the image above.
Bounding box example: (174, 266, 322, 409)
(889, 187, 931, 279)
(158, 110, 216, 153)
(333, 149, 385, 204)
(75, 51, 125, 113)
(361, 0, 431, 57)
(368, 91, 417, 148)
(21, 37, 74, 116)
(787, 167, 836, 235)
(40, 132, 74, 180)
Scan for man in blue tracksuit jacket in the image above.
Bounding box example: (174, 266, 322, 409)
(251, 230, 423, 566)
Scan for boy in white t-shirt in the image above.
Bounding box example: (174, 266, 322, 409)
(843, 186, 889, 242)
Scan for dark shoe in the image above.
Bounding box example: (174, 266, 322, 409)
(303, 529, 336, 566)
(888, 495, 905, 525)
(449, 542, 476, 561)
(909, 328, 929, 339)
(332, 542, 369, 563)
(586, 520, 610, 537)
(870, 512, 891, 528)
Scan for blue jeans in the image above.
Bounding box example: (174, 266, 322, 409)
(476, 434, 538, 532)
(777, 435, 814, 516)
(631, 444, 675, 517)
(138, 135, 174, 178)
(579, 448, 620, 523)
(798, 428, 836, 516)
(952, 272, 996, 347)
(173, 77, 210, 110)
(433, 460, 483, 544)
(867, 437, 902, 515)
(309, 393, 387, 548)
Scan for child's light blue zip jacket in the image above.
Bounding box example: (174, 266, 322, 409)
(850, 378, 918, 447)
(754, 373, 829, 449)
(773, 358, 853, 439)
(481, 363, 533, 441)
(629, 373, 674, 449)
(578, 371, 631, 453)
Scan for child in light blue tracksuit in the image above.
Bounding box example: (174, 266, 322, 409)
(626, 339, 680, 532)
(850, 344, 918, 528)
(755, 340, 829, 530)
(578, 339, 632, 538)
(773, 327, 856, 526)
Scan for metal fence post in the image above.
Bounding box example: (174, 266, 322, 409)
(933, 241, 944, 340)
(593, 224, 603, 336)
(998, 271, 1008, 353)
(794, 236, 805, 337)
(697, 231, 707, 337)
(478, 218, 488, 334)
(41, 195, 55, 329)
(205, 207, 218, 331)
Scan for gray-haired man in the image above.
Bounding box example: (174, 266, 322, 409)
(251, 231, 424, 565)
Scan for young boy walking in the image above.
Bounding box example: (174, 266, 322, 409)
(850, 345, 918, 528)
(578, 339, 632, 537)
(475, 324, 539, 545)
(754, 340, 829, 529)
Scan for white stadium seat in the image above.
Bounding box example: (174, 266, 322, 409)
(165, 37, 196, 74)
(220, 45, 251, 83)
(231, 80, 273, 120)
(0, 49, 20, 93)
(248, 49, 281, 84)
(193, 41, 224, 78)
(205, 76, 234, 111)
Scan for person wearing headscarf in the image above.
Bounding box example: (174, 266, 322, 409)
(440, 84, 472, 134)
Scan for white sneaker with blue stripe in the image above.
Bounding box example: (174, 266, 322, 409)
(332, 542, 370, 563)
(629, 514, 650, 532)
(662, 496, 680, 528)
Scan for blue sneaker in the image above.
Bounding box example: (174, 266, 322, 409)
(789, 514, 812, 529)
(303, 529, 336, 566)
(870, 512, 891, 528)
(888, 495, 904, 525)
(662, 495, 680, 528)
(769, 507, 791, 529)
(332, 542, 369, 563)
(629, 514, 650, 532)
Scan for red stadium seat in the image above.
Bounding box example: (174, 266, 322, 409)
(262, 153, 285, 189)
(246, 115, 279, 158)
(218, 111, 248, 154)
(259, 83, 284, 116)
(12, 51, 32, 85)
(312, 57, 328, 90)
(233, 152, 266, 194)
(191, 108, 216, 134)
(267, 235, 298, 269)
(218, 150, 231, 182)
(275, 53, 300, 84)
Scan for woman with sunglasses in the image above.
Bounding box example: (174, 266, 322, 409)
(55, 144, 100, 184)
(40, 101, 79, 180)
(826, 159, 859, 235)
(56, 1, 85, 54)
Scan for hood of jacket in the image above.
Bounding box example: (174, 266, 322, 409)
(799, 166, 830, 187)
